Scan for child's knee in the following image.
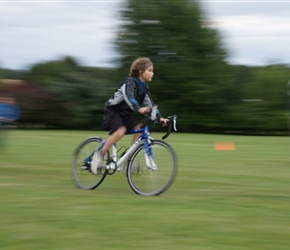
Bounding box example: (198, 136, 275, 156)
(117, 126, 127, 135)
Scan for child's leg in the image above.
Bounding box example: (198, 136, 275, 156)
(101, 125, 126, 156)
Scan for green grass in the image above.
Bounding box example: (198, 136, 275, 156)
(0, 129, 289, 249)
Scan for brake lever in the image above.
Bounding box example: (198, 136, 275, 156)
(172, 116, 177, 131)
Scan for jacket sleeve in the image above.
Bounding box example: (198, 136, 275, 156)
(143, 92, 154, 108)
(121, 79, 141, 113)
(143, 91, 162, 120)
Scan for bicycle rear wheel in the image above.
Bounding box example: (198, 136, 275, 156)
(127, 140, 177, 196)
(71, 137, 109, 190)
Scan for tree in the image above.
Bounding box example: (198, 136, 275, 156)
(116, 0, 233, 131)
(24, 57, 115, 129)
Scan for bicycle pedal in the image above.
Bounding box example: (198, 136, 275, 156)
(107, 165, 116, 170)
(98, 164, 108, 169)
(81, 164, 90, 171)
(97, 164, 116, 171)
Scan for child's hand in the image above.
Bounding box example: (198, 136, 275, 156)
(138, 107, 150, 115)
(159, 117, 169, 127)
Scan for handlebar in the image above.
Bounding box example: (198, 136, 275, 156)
(162, 115, 177, 140)
(143, 105, 177, 140)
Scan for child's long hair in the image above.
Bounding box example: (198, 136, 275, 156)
(129, 57, 153, 77)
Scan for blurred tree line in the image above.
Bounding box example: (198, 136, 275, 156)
(1, 0, 289, 134)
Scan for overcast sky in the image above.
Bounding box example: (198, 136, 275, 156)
(0, 0, 290, 70)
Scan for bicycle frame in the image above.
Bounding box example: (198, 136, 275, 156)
(105, 125, 155, 171)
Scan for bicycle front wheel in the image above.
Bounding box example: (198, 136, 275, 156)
(127, 140, 177, 196)
(71, 137, 108, 190)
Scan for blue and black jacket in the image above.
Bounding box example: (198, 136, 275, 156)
(105, 76, 157, 116)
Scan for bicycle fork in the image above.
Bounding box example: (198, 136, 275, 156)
(144, 139, 158, 171)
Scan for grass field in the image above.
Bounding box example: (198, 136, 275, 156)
(0, 129, 289, 249)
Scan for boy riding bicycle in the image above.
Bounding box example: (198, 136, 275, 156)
(90, 57, 168, 174)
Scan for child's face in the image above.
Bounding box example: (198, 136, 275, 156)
(139, 66, 154, 82)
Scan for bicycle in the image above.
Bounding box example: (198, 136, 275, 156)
(71, 108, 177, 196)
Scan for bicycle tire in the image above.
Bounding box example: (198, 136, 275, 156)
(127, 140, 177, 196)
(71, 137, 109, 190)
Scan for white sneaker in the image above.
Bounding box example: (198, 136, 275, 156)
(91, 151, 103, 174)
